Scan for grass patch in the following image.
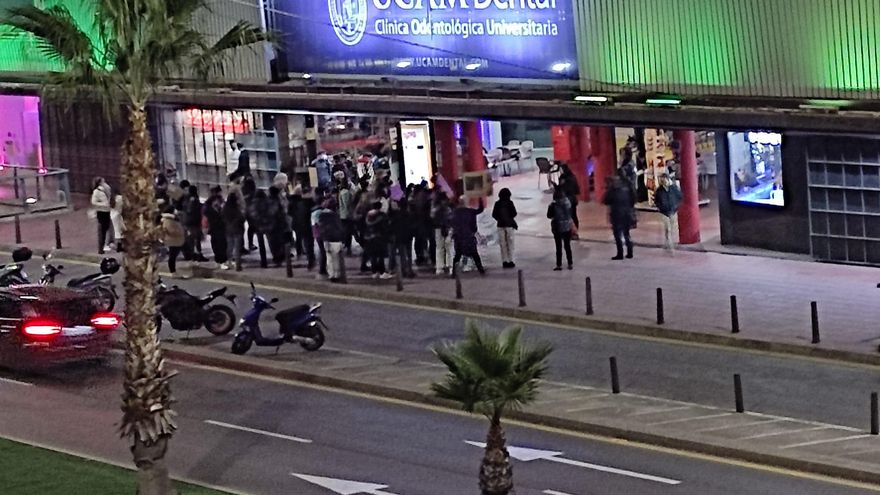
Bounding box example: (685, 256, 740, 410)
(0, 437, 229, 495)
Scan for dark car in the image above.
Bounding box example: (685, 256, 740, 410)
(0, 285, 120, 369)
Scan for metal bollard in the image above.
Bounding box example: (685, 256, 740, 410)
(656, 287, 665, 325)
(14, 215, 21, 244)
(338, 250, 347, 284)
(517, 269, 526, 307)
(54, 219, 62, 249)
(811, 301, 820, 344)
(285, 247, 293, 278)
(872, 392, 879, 435)
(730, 295, 740, 334)
(585, 276, 594, 316)
(396, 253, 404, 292)
(734, 374, 744, 413)
(609, 356, 620, 394)
(455, 270, 463, 300)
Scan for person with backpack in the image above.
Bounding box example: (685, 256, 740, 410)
(492, 187, 518, 268)
(547, 187, 574, 271)
(654, 173, 683, 253)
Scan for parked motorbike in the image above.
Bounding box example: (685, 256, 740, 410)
(231, 283, 326, 355)
(156, 277, 237, 336)
(0, 247, 33, 286)
(39, 254, 119, 311)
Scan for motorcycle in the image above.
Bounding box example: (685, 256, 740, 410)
(231, 283, 327, 355)
(39, 254, 119, 311)
(0, 247, 33, 286)
(156, 277, 237, 336)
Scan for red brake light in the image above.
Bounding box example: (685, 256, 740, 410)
(22, 319, 62, 340)
(91, 313, 120, 330)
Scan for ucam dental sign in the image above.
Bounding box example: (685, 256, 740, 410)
(267, 0, 577, 79)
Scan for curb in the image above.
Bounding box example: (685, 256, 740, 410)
(163, 343, 880, 486)
(18, 246, 880, 367)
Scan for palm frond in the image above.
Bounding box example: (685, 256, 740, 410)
(3, 5, 94, 66)
(431, 320, 552, 418)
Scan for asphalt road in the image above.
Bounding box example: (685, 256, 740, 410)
(14, 260, 880, 430)
(1, 355, 878, 495)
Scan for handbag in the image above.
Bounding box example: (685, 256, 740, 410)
(87, 209, 97, 220)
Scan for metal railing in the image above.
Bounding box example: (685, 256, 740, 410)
(0, 165, 71, 218)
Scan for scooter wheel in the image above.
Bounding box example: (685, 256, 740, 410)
(300, 321, 326, 352)
(205, 305, 236, 336)
(91, 286, 116, 312)
(231, 332, 253, 355)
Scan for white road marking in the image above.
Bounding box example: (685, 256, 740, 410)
(0, 377, 32, 387)
(204, 420, 312, 444)
(292, 473, 401, 495)
(544, 490, 577, 495)
(781, 434, 873, 450)
(648, 413, 732, 426)
(740, 426, 830, 440)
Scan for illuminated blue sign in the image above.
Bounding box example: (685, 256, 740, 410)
(267, 0, 578, 80)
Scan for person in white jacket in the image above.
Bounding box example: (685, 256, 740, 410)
(110, 194, 125, 252)
(90, 177, 112, 254)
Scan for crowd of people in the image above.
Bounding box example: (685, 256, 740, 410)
(90, 149, 652, 280)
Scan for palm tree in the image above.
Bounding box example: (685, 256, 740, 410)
(431, 320, 552, 495)
(2, 2, 272, 493)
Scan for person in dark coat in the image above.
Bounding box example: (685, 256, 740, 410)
(247, 189, 272, 268)
(317, 198, 346, 282)
(388, 198, 415, 278)
(267, 186, 291, 266)
(451, 198, 485, 276)
(492, 188, 518, 268)
(184, 185, 208, 262)
(603, 169, 637, 260)
(221, 192, 246, 270)
(363, 203, 391, 279)
(203, 186, 227, 265)
(241, 176, 257, 251)
(547, 187, 574, 270)
(290, 186, 316, 270)
(558, 164, 581, 230)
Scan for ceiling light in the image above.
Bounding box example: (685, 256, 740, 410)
(645, 97, 682, 106)
(552, 62, 572, 72)
(465, 62, 481, 70)
(301, 73, 312, 80)
(396, 60, 412, 68)
(574, 95, 609, 103)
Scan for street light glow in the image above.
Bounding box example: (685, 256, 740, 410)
(465, 62, 481, 70)
(574, 95, 609, 103)
(551, 62, 571, 72)
(396, 60, 412, 68)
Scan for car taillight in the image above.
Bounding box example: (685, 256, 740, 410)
(22, 319, 62, 341)
(91, 313, 120, 330)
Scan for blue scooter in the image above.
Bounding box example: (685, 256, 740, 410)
(231, 283, 327, 355)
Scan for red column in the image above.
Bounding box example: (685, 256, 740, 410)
(591, 126, 616, 202)
(569, 126, 592, 202)
(552, 125, 572, 162)
(461, 120, 485, 173)
(434, 120, 459, 187)
(674, 129, 701, 245)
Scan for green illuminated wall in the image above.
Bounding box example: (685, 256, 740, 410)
(0, 0, 100, 73)
(574, 0, 880, 99)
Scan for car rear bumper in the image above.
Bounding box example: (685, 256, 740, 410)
(2, 333, 115, 368)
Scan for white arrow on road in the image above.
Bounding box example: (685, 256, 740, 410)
(466, 441, 681, 485)
(292, 473, 402, 495)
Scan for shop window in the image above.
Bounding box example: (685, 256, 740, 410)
(808, 162, 826, 185)
(846, 215, 865, 238)
(810, 212, 828, 235)
(864, 192, 880, 214)
(847, 240, 866, 263)
(826, 164, 844, 186)
(809, 190, 827, 211)
(845, 191, 864, 213)
(811, 237, 829, 260)
(844, 165, 862, 188)
(727, 131, 783, 206)
(866, 217, 880, 240)
(864, 167, 880, 189)
(868, 241, 880, 264)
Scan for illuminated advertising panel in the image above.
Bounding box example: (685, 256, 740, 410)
(728, 131, 784, 207)
(267, 0, 578, 80)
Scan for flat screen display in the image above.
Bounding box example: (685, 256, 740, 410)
(728, 131, 784, 207)
(400, 120, 433, 186)
(267, 0, 579, 80)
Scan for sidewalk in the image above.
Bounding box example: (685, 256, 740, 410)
(3, 194, 880, 361)
(163, 337, 880, 484)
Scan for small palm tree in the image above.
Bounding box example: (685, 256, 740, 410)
(432, 320, 552, 495)
(2, 2, 272, 493)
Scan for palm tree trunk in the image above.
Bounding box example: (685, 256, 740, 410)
(480, 412, 513, 495)
(118, 103, 178, 495)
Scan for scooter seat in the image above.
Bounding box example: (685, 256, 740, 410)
(275, 305, 312, 328)
(68, 273, 103, 287)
